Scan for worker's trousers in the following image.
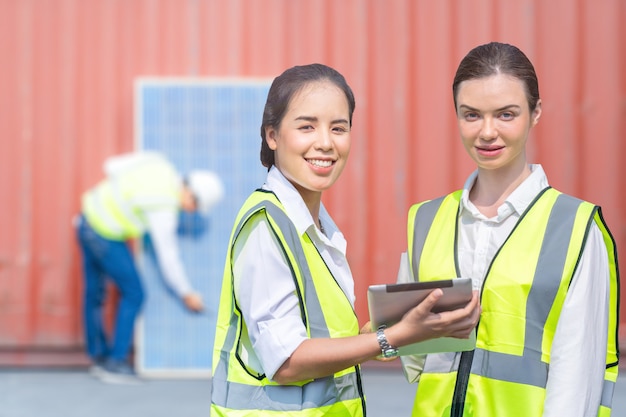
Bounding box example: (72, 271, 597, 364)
(75, 215, 145, 363)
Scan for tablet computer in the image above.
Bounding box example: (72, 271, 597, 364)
(367, 278, 476, 355)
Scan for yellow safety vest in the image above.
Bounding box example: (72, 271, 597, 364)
(211, 190, 366, 417)
(406, 187, 619, 417)
(82, 155, 180, 240)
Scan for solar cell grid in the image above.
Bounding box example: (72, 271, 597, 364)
(134, 78, 270, 377)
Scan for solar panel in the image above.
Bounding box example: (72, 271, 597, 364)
(134, 78, 270, 378)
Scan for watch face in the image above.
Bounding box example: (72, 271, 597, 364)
(382, 348, 399, 358)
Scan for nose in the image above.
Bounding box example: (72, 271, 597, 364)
(479, 117, 498, 141)
(315, 129, 333, 150)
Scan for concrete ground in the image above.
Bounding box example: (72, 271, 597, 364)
(0, 363, 625, 417)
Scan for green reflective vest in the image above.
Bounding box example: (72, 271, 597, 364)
(211, 190, 366, 417)
(81, 155, 180, 240)
(407, 187, 619, 417)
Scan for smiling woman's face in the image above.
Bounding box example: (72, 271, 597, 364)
(265, 80, 351, 206)
(455, 73, 541, 175)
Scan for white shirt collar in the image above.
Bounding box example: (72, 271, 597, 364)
(264, 166, 346, 253)
(460, 164, 550, 221)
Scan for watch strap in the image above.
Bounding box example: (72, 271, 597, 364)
(376, 325, 399, 358)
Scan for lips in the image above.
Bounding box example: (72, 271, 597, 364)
(475, 146, 504, 157)
(476, 146, 504, 151)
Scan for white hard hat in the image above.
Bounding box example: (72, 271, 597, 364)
(186, 170, 224, 213)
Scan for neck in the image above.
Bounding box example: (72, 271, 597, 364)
(470, 164, 531, 216)
(296, 188, 322, 225)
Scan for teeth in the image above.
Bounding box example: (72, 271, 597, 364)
(308, 159, 332, 168)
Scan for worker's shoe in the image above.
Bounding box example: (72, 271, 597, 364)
(88, 357, 107, 378)
(97, 359, 143, 385)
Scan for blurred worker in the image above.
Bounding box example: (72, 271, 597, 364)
(75, 151, 224, 384)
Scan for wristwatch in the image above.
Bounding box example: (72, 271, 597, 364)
(376, 325, 399, 358)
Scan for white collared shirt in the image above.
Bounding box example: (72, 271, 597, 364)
(400, 164, 609, 417)
(232, 166, 355, 380)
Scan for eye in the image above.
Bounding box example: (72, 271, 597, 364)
(332, 125, 349, 134)
(298, 124, 314, 131)
(499, 111, 515, 121)
(464, 111, 480, 121)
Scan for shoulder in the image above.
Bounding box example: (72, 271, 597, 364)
(544, 188, 598, 214)
(408, 190, 461, 214)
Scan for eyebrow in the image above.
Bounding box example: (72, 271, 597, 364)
(458, 104, 522, 112)
(295, 115, 350, 124)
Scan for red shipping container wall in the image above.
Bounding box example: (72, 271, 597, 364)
(0, 0, 624, 363)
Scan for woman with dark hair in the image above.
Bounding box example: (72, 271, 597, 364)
(400, 42, 619, 416)
(211, 63, 480, 416)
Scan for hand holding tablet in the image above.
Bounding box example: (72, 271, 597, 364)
(367, 278, 477, 355)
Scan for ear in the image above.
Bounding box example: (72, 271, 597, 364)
(266, 127, 278, 151)
(531, 99, 542, 127)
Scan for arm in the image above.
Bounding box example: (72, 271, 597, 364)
(276, 250, 479, 383)
(236, 216, 481, 384)
(145, 209, 203, 312)
(232, 216, 309, 380)
(275, 288, 479, 384)
(543, 225, 609, 417)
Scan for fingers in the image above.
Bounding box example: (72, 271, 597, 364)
(391, 287, 481, 345)
(398, 288, 444, 326)
(464, 291, 482, 323)
(445, 290, 480, 320)
(415, 288, 444, 314)
(448, 328, 475, 339)
(183, 293, 204, 312)
(437, 292, 481, 338)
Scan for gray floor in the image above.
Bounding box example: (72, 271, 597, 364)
(1, 363, 625, 417)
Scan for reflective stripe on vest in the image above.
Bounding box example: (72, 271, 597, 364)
(211, 191, 364, 416)
(408, 187, 619, 416)
(408, 193, 461, 281)
(82, 159, 179, 240)
(83, 180, 145, 238)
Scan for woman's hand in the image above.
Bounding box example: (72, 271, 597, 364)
(385, 290, 481, 348)
(182, 292, 204, 312)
